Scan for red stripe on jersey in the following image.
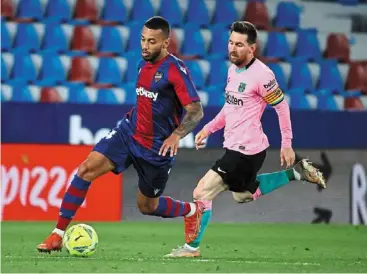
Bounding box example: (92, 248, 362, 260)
(133, 65, 159, 149)
(168, 63, 193, 106)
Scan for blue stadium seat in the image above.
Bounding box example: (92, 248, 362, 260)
(274, 2, 301, 30)
(206, 86, 225, 106)
(289, 90, 311, 109)
(124, 52, 141, 83)
(126, 21, 142, 52)
(42, 24, 69, 53)
(159, 0, 183, 27)
(295, 29, 321, 61)
(207, 58, 228, 87)
(123, 83, 137, 105)
(182, 24, 206, 57)
(213, 0, 238, 25)
(44, 0, 73, 22)
(98, 26, 125, 55)
(101, 0, 127, 23)
(1, 55, 8, 82)
(317, 60, 344, 93)
(67, 83, 90, 103)
(185, 60, 205, 89)
(39, 54, 68, 85)
(17, 0, 43, 20)
(264, 32, 290, 59)
(10, 82, 35, 102)
(267, 63, 287, 92)
(1, 20, 11, 51)
(96, 57, 123, 85)
(209, 24, 230, 59)
(289, 61, 313, 91)
(316, 89, 339, 110)
(131, 0, 155, 21)
(13, 23, 43, 52)
(97, 88, 125, 104)
(187, 0, 210, 26)
(11, 53, 40, 82)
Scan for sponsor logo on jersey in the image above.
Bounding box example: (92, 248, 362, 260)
(136, 87, 159, 101)
(226, 92, 243, 106)
(263, 79, 277, 91)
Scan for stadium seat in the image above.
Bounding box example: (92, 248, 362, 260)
(264, 32, 290, 59)
(1, 54, 10, 82)
(44, 0, 73, 23)
(207, 58, 229, 87)
(1, 0, 15, 18)
(289, 61, 314, 91)
(185, 60, 206, 89)
(123, 83, 137, 105)
(206, 86, 225, 106)
(97, 88, 125, 104)
(181, 24, 206, 57)
(126, 21, 142, 52)
(42, 24, 72, 53)
(10, 82, 38, 102)
(209, 24, 230, 59)
(213, 1, 238, 25)
(317, 60, 344, 93)
(295, 29, 322, 61)
(68, 84, 91, 103)
(39, 55, 71, 85)
(1, 84, 12, 101)
(96, 57, 126, 85)
(16, 0, 44, 20)
(316, 89, 340, 110)
(71, 26, 97, 53)
(274, 2, 301, 30)
(100, 0, 127, 24)
(124, 52, 141, 83)
(267, 62, 288, 92)
(40, 87, 63, 103)
(68, 57, 94, 84)
(131, 0, 155, 21)
(325, 33, 350, 63)
(345, 63, 367, 91)
(167, 30, 180, 58)
(13, 23, 44, 52)
(74, 0, 98, 21)
(243, 1, 270, 30)
(11, 53, 42, 82)
(187, 0, 210, 27)
(289, 92, 312, 109)
(98, 26, 125, 55)
(159, 0, 184, 27)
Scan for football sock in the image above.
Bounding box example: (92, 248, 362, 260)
(253, 169, 296, 200)
(152, 196, 192, 218)
(56, 175, 91, 231)
(188, 200, 212, 249)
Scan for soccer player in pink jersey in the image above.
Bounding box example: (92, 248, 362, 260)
(165, 21, 326, 258)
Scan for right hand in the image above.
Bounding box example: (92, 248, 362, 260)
(195, 129, 210, 150)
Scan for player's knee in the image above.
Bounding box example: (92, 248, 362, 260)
(232, 192, 253, 203)
(137, 201, 157, 215)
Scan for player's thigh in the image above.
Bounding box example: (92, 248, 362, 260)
(92, 127, 133, 175)
(77, 151, 115, 181)
(193, 169, 228, 201)
(134, 158, 172, 213)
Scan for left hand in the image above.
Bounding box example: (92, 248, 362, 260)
(159, 133, 181, 157)
(280, 147, 295, 168)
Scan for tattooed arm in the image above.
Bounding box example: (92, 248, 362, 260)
(173, 101, 204, 138)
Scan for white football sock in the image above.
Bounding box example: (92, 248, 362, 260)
(53, 228, 65, 237)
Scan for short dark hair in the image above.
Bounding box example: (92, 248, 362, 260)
(144, 16, 170, 38)
(230, 21, 257, 44)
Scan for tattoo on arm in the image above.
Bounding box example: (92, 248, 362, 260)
(173, 101, 204, 138)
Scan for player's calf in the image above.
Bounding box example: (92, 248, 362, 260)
(232, 191, 254, 203)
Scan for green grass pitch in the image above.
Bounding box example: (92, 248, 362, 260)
(2, 222, 366, 273)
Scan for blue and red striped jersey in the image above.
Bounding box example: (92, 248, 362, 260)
(124, 54, 200, 154)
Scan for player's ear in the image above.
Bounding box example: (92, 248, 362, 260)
(163, 37, 170, 49)
(249, 42, 256, 55)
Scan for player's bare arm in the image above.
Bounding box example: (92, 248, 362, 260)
(159, 102, 204, 157)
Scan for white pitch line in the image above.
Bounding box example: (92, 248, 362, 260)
(4, 255, 321, 266)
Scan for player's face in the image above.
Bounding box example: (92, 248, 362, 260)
(141, 26, 169, 62)
(228, 32, 256, 66)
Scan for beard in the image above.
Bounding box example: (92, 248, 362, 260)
(142, 50, 162, 62)
(229, 53, 246, 66)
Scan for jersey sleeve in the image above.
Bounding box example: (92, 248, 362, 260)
(258, 70, 284, 106)
(168, 62, 200, 106)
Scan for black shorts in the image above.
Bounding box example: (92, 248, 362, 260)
(211, 149, 266, 193)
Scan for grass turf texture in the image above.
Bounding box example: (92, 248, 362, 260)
(2, 222, 366, 273)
